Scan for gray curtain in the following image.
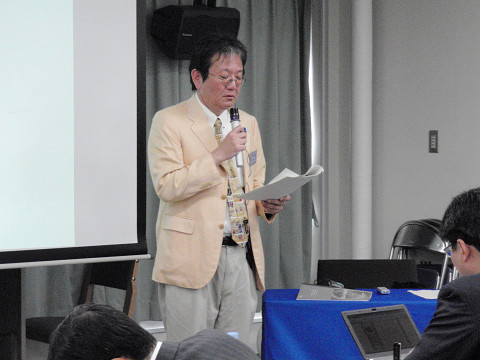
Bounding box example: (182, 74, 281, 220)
(25, 0, 312, 322)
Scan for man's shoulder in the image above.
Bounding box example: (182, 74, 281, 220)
(157, 96, 194, 116)
(152, 96, 199, 127)
(449, 273, 480, 288)
(440, 273, 480, 303)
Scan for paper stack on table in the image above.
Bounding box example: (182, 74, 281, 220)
(296, 284, 372, 301)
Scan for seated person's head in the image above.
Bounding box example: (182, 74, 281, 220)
(48, 303, 156, 360)
(49, 303, 260, 360)
(440, 187, 480, 276)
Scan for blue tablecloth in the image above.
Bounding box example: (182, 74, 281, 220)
(261, 288, 438, 360)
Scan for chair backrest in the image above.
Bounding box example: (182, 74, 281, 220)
(26, 260, 139, 344)
(316, 259, 418, 289)
(389, 219, 446, 255)
(79, 260, 139, 317)
(389, 219, 452, 289)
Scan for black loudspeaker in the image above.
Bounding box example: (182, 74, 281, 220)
(150, 5, 240, 60)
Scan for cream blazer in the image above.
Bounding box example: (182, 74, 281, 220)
(148, 95, 273, 292)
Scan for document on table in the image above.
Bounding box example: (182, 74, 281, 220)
(408, 290, 440, 300)
(296, 284, 372, 301)
(236, 164, 324, 200)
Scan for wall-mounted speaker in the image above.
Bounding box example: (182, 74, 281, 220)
(150, 5, 240, 60)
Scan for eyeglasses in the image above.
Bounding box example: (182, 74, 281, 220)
(208, 73, 246, 87)
(444, 243, 455, 257)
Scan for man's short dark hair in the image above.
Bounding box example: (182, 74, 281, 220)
(440, 187, 480, 251)
(189, 32, 247, 91)
(48, 304, 156, 360)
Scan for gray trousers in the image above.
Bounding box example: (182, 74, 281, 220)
(158, 245, 258, 345)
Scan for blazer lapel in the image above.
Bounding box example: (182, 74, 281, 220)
(187, 96, 218, 153)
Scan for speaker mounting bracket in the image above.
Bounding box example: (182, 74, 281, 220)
(193, 0, 217, 7)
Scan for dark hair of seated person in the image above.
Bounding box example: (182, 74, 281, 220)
(48, 303, 156, 360)
(440, 187, 480, 252)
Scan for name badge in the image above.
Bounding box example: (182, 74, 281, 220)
(249, 150, 257, 166)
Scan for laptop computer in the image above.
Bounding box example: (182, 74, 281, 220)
(342, 305, 421, 360)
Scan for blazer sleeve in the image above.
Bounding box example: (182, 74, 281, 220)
(148, 108, 222, 203)
(405, 281, 480, 360)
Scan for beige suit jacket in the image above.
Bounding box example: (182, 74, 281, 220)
(148, 95, 273, 292)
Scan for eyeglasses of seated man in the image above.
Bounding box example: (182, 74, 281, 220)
(444, 242, 456, 257)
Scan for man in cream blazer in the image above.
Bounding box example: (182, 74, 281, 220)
(149, 95, 270, 291)
(148, 33, 289, 344)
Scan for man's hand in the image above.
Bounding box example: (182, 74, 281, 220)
(211, 126, 247, 165)
(261, 195, 291, 214)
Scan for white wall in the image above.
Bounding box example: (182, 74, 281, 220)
(323, 0, 480, 259)
(372, 0, 480, 257)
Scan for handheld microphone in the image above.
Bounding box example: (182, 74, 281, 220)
(229, 106, 243, 167)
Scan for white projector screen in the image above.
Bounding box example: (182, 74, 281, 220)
(0, 0, 148, 267)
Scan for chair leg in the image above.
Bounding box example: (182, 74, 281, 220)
(452, 267, 459, 281)
(438, 255, 449, 289)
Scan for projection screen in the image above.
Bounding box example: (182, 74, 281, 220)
(0, 0, 149, 268)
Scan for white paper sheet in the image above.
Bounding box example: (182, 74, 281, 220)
(236, 165, 324, 200)
(408, 289, 440, 300)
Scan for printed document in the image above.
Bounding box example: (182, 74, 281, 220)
(236, 165, 324, 200)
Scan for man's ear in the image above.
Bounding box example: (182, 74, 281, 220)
(457, 239, 471, 260)
(191, 69, 203, 90)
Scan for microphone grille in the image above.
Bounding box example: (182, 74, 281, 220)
(230, 106, 239, 121)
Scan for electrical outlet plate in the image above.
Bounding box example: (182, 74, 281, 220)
(429, 130, 438, 153)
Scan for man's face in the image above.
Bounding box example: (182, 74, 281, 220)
(194, 53, 244, 116)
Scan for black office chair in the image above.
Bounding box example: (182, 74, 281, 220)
(26, 260, 139, 344)
(389, 219, 454, 289)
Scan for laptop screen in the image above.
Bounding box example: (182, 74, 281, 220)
(342, 305, 421, 358)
